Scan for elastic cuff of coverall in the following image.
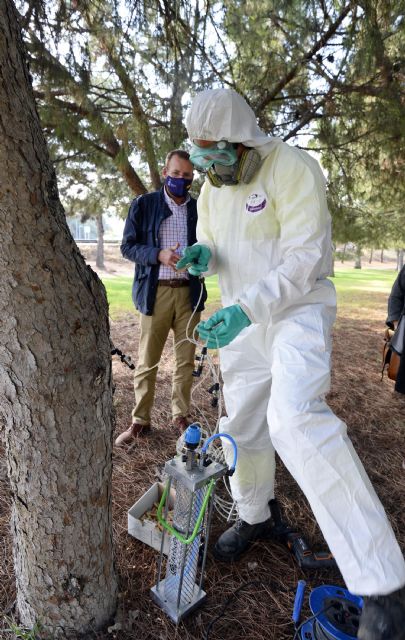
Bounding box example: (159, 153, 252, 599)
(236, 299, 256, 325)
(236, 501, 271, 525)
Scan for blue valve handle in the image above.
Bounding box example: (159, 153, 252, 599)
(201, 433, 238, 472)
(184, 423, 201, 447)
(292, 580, 306, 626)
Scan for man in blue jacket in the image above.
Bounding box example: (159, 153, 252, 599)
(115, 149, 207, 445)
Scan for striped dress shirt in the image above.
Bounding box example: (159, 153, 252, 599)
(159, 188, 190, 281)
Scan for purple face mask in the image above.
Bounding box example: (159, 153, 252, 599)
(165, 175, 192, 198)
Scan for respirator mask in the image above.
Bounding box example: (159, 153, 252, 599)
(190, 141, 261, 188)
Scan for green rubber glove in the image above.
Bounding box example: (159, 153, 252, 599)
(176, 244, 211, 276)
(197, 304, 251, 348)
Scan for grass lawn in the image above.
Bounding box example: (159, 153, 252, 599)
(103, 275, 221, 318)
(103, 276, 134, 317)
(332, 266, 397, 314)
(333, 265, 397, 292)
(103, 266, 398, 318)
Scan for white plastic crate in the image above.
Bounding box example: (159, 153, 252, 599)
(128, 482, 175, 555)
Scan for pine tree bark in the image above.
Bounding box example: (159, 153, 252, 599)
(354, 245, 362, 269)
(96, 216, 105, 270)
(397, 248, 404, 271)
(330, 242, 335, 277)
(0, 1, 117, 636)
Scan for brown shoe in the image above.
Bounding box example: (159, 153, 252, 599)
(114, 422, 151, 446)
(172, 416, 190, 434)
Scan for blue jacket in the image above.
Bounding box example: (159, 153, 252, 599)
(121, 187, 207, 316)
(387, 265, 405, 325)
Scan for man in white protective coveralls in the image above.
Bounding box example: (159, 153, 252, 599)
(176, 88, 405, 640)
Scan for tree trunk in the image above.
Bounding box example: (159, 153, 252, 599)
(341, 243, 347, 263)
(96, 215, 105, 270)
(369, 248, 373, 263)
(330, 242, 335, 277)
(330, 255, 335, 277)
(0, 2, 117, 637)
(380, 248, 384, 263)
(397, 248, 404, 271)
(354, 245, 362, 269)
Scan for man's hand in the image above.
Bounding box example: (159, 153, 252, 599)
(176, 244, 211, 276)
(158, 242, 180, 269)
(197, 304, 251, 348)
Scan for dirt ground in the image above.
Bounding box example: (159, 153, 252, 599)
(0, 250, 404, 640)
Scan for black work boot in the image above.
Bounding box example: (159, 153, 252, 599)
(213, 518, 273, 562)
(358, 585, 405, 640)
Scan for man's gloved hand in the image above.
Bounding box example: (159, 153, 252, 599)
(176, 244, 211, 276)
(197, 304, 251, 348)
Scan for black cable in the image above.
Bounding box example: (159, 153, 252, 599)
(292, 604, 333, 640)
(204, 579, 290, 640)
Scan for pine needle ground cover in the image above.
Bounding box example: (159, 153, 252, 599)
(1, 267, 404, 639)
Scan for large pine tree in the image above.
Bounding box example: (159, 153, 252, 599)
(0, 0, 117, 635)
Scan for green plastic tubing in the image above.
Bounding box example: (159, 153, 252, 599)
(157, 478, 215, 545)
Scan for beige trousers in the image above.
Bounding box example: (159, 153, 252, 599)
(132, 286, 200, 424)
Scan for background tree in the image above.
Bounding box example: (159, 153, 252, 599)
(19, 0, 405, 255)
(19, 0, 215, 259)
(0, 0, 117, 635)
(61, 163, 130, 269)
(20, 0, 212, 190)
(314, 0, 405, 255)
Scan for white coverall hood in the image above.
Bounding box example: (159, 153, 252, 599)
(185, 88, 280, 157)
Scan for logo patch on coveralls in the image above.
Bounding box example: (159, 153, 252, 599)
(245, 192, 267, 216)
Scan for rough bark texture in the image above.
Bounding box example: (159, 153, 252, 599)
(0, 1, 117, 636)
(96, 216, 105, 270)
(397, 248, 404, 271)
(354, 245, 362, 269)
